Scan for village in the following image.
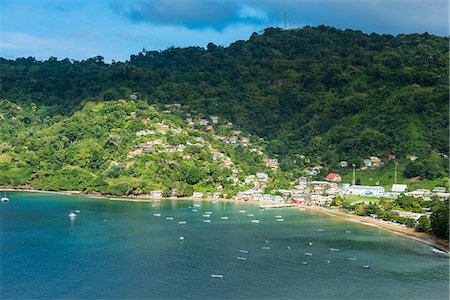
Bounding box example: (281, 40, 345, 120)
(112, 99, 449, 226)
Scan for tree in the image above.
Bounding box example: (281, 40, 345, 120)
(430, 206, 449, 239)
(415, 215, 431, 232)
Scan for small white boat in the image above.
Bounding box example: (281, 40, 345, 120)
(203, 219, 211, 223)
(308, 242, 313, 246)
(345, 230, 351, 234)
(361, 265, 372, 269)
(193, 204, 200, 207)
(205, 211, 212, 214)
(325, 260, 331, 264)
(246, 213, 254, 217)
(348, 257, 357, 261)
(179, 236, 184, 241)
(275, 215, 282, 218)
(304, 252, 313, 256)
(317, 229, 324, 232)
(237, 256, 247, 260)
(202, 214, 210, 218)
(68, 212, 77, 218)
(302, 261, 308, 265)
(251, 219, 259, 223)
(238, 210, 246, 213)
(431, 248, 448, 255)
(178, 221, 186, 225)
(276, 219, 284, 222)
(1, 191, 9, 202)
(329, 248, 340, 252)
(287, 246, 291, 250)
(262, 246, 271, 250)
(211, 274, 224, 278)
(192, 209, 198, 212)
(74, 210, 80, 213)
(264, 240, 270, 243)
(299, 208, 305, 211)
(154, 213, 161, 217)
(166, 217, 174, 220)
(239, 249, 249, 254)
(220, 216, 228, 220)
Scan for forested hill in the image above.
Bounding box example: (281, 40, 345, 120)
(1, 25, 448, 166)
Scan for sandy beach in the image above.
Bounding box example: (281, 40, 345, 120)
(2, 187, 448, 252)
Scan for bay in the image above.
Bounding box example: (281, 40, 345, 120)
(1, 192, 448, 299)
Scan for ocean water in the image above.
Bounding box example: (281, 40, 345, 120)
(1, 192, 448, 300)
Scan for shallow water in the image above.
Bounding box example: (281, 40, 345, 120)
(1, 192, 448, 299)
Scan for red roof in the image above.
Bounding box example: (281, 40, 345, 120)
(326, 173, 339, 179)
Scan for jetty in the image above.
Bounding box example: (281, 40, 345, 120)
(259, 204, 296, 209)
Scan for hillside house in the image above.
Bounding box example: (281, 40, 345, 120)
(193, 192, 203, 198)
(388, 154, 396, 160)
(142, 118, 151, 124)
(256, 172, 269, 181)
(206, 125, 213, 131)
(130, 112, 137, 118)
(266, 159, 279, 169)
(210, 116, 220, 124)
(325, 173, 341, 182)
(340, 161, 348, 168)
(199, 119, 208, 125)
(407, 154, 418, 161)
(370, 156, 383, 167)
(363, 159, 373, 167)
(240, 138, 249, 147)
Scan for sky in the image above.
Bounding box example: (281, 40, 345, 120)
(0, 0, 448, 62)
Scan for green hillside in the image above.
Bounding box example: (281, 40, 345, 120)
(0, 25, 448, 178)
(0, 99, 279, 196)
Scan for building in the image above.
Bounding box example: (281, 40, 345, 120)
(363, 159, 373, 167)
(370, 156, 383, 167)
(210, 116, 220, 124)
(343, 185, 385, 197)
(325, 173, 341, 182)
(391, 184, 407, 193)
(340, 161, 348, 168)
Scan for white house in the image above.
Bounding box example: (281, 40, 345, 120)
(391, 184, 407, 193)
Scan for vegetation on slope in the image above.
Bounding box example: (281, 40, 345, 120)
(1, 26, 448, 174)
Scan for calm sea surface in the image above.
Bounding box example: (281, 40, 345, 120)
(1, 192, 448, 299)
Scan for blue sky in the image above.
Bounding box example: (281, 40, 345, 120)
(0, 0, 448, 62)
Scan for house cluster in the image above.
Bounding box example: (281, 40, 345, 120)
(127, 139, 189, 158)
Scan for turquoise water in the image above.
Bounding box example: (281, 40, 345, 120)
(1, 192, 448, 299)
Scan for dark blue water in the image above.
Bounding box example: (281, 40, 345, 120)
(1, 192, 448, 299)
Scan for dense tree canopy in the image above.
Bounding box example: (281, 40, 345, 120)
(0, 25, 448, 168)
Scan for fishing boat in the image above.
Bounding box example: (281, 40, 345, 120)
(239, 249, 249, 254)
(166, 216, 174, 220)
(153, 213, 161, 217)
(238, 210, 246, 213)
(246, 213, 254, 217)
(345, 230, 351, 233)
(74, 210, 80, 213)
(178, 221, 187, 225)
(348, 257, 357, 261)
(68, 212, 77, 218)
(237, 256, 247, 260)
(262, 246, 271, 250)
(179, 236, 184, 241)
(308, 242, 313, 246)
(317, 228, 324, 232)
(276, 219, 284, 222)
(329, 248, 340, 252)
(211, 274, 224, 278)
(275, 215, 282, 218)
(202, 214, 210, 218)
(192, 209, 198, 212)
(1, 191, 9, 202)
(220, 216, 228, 220)
(302, 261, 308, 265)
(251, 219, 259, 223)
(203, 219, 211, 223)
(361, 265, 372, 269)
(304, 252, 313, 256)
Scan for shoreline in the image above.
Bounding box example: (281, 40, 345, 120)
(2, 187, 448, 253)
